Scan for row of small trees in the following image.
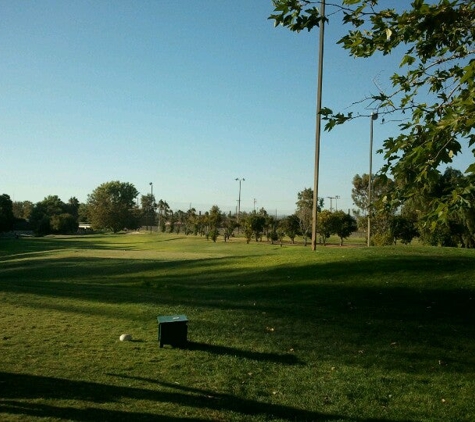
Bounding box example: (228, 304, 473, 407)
(1, 181, 359, 245)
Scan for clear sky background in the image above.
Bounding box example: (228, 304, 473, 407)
(1, 0, 469, 216)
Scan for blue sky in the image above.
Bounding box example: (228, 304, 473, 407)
(1, 0, 468, 216)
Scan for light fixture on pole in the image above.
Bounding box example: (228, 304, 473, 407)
(235, 178, 245, 222)
(367, 112, 378, 247)
(327, 196, 335, 212)
(311, 0, 326, 251)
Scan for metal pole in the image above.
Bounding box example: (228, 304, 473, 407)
(235, 178, 244, 222)
(367, 112, 377, 247)
(238, 180, 241, 220)
(335, 195, 340, 211)
(150, 182, 153, 232)
(312, 0, 326, 251)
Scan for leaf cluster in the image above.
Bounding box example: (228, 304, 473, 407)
(269, 0, 326, 32)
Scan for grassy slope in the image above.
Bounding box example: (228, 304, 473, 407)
(0, 233, 474, 421)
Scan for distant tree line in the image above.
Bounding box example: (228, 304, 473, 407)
(2, 168, 474, 247)
(0, 180, 355, 245)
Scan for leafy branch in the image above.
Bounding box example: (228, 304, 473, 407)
(271, 0, 475, 224)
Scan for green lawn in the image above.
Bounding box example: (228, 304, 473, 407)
(1, 233, 474, 421)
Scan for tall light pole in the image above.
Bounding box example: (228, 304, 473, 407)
(311, 0, 326, 251)
(367, 112, 378, 247)
(327, 196, 335, 212)
(149, 182, 153, 232)
(235, 178, 245, 222)
(335, 195, 340, 211)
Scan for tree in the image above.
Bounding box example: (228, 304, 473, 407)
(141, 194, 156, 229)
(296, 188, 323, 246)
(28, 195, 79, 236)
(183, 207, 196, 235)
(222, 212, 237, 242)
(173, 210, 186, 234)
(316, 209, 333, 245)
(87, 181, 139, 233)
(279, 214, 300, 243)
(50, 213, 78, 234)
(351, 173, 396, 239)
(157, 200, 171, 232)
(244, 212, 266, 242)
(329, 210, 358, 246)
(208, 205, 223, 230)
(0, 194, 15, 233)
(195, 212, 208, 237)
(270, 0, 475, 225)
(256, 208, 279, 242)
(390, 215, 418, 245)
(403, 167, 475, 247)
(65, 197, 80, 220)
(12, 200, 33, 220)
(296, 188, 313, 245)
(264, 214, 279, 244)
(78, 203, 90, 223)
(244, 225, 253, 244)
(351, 174, 392, 215)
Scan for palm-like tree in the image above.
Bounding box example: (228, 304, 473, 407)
(157, 200, 171, 230)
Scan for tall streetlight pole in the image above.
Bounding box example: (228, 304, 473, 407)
(335, 195, 340, 211)
(235, 178, 245, 222)
(327, 196, 335, 212)
(149, 182, 153, 232)
(367, 112, 378, 247)
(311, 0, 326, 251)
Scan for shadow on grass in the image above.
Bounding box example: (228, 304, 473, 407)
(0, 400, 201, 422)
(187, 341, 303, 365)
(0, 235, 133, 256)
(1, 240, 475, 376)
(0, 233, 187, 263)
(0, 372, 407, 422)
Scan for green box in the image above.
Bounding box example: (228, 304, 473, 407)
(157, 315, 188, 348)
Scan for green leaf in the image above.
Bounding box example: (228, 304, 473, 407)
(466, 163, 475, 174)
(400, 54, 416, 67)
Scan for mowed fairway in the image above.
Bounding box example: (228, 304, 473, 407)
(1, 233, 474, 422)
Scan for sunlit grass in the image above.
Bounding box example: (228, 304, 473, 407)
(1, 233, 474, 421)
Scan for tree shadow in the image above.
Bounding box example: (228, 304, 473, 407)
(1, 239, 474, 377)
(0, 371, 408, 422)
(186, 341, 303, 365)
(0, 400, 201, 422)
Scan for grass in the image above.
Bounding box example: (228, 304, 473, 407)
(1, 233, 474, 421)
